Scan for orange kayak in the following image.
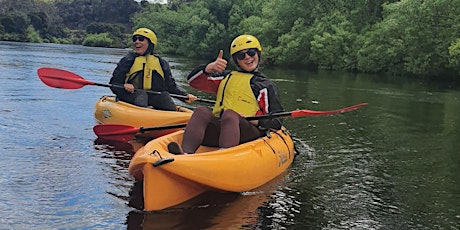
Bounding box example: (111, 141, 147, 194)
(94, 95, 193, 138)
(128, 127, 295, 211)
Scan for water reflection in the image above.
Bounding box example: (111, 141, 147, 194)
(92, 137, 314, 229)
(92, 138, 143, 214)
(126, 172, 297, 230)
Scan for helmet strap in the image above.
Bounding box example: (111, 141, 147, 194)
(142, 42, 155, 56)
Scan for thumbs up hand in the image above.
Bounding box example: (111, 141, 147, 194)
(205, 50, 227, 74)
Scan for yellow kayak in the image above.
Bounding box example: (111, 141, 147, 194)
(128, 127, 295, 211)
(94, 95, 193, 138)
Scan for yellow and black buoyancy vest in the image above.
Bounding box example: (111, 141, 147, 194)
(125, 54, 164, 90)
(212, 71, 260, 117)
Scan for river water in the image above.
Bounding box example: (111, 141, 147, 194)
(0, 41, 459, 229)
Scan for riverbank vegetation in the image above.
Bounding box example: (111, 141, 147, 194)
(1, 0, 459, 79)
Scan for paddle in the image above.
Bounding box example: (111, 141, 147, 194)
(36, 67, 216, 104)
(93, 123, 188, 142)
(94, 103, 368, 141)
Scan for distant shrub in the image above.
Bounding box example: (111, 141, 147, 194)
(26, 26, 43, 43)
(82, 33, 114, 47)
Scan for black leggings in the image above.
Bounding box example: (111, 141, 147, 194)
(182, 106, 263, 153)
(117, 90, 177, 111)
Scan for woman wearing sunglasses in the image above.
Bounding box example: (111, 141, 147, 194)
(110, 27, 196, 110)
(167, 34, 284, 154)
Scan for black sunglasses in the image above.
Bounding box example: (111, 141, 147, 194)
(235, 48, 257, 60)
(132, 36, 146, 42)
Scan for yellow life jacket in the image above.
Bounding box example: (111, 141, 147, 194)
(125, 54, 164, 90)
(212, 71, 260, 117)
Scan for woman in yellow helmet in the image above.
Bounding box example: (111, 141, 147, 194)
(167, 34, 284, 154)
(110, 28, 196, 110)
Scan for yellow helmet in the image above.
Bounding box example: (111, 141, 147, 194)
(230, 34, 262, 55)
(133, 28, 157, 46)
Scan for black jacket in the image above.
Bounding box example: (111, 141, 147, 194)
(187, 64, 284, 130)
(110, 52, 187, 96)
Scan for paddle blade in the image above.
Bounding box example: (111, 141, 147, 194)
(37, 67, 93, 89)
(291, 103, 368, 118)
(93, 124, 140, 142)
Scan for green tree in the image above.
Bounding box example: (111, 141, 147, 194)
(357, 18, 405, 75)
(0, 0, 37, 14)
(357, 0, 460, 77)
(56, 0, 140, 31)
(26, 25, 43, 43)
(309, 14, 358, 71)
(0, 0, 457, 78)
(0, 13, 29, 40)
(448, 39, 460, 75)
(132, 1, 227, 58)
(82, 32, 114, 47)
(28, 12, 48, 32)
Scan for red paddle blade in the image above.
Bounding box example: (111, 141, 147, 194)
(37, 67, 94, 89)
(93, 124, 140, 142)
(291, 103, 368, 118)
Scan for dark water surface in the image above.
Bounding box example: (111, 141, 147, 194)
(1, 41, 459, 229)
